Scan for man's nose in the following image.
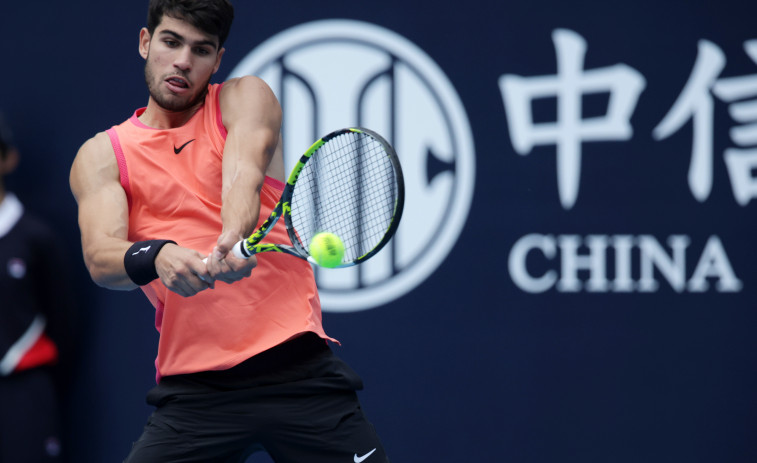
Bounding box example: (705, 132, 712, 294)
(173, 47, 192, 71)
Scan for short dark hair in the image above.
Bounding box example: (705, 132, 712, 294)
(147, 0, 235, 48)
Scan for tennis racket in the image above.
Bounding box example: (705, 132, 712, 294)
(227, 127, 404, 268)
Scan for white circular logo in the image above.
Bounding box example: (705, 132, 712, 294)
(229, 20, 476, 312)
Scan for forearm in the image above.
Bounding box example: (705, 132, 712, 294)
(219, 126, 273, 249)
(216, 75, 282, 255)
(82, 236, 138, 290)
(220, 169, 264, 241)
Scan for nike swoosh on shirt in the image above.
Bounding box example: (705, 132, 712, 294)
(173, 139, 196, 154)
(354, 449, 377, 463)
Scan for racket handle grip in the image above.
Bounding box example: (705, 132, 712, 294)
(198, 241, 249, 280)
(232, 239, 250, 259)
(200, 240, 250, 264)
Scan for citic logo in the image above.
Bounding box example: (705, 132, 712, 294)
(229, 20, 476, 312)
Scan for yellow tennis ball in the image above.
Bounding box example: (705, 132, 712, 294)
(310, 232, 345, 268)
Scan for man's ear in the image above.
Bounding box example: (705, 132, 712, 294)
(139, 27, 151, 60)
(212, 47, 225, 75)
(0, 148, 20, 176)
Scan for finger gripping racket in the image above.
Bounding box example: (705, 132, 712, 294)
(232, 127, 404, 268)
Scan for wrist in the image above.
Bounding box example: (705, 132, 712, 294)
(124, 239, 176, 286)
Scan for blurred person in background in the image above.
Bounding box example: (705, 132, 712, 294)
(0, 113, 77, 463)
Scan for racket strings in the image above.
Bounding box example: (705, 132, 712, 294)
(290, 131, 399, 262)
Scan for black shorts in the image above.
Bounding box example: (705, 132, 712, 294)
(124, 333, 390, 463)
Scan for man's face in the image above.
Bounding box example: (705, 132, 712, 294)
(140, 15, 225, 112)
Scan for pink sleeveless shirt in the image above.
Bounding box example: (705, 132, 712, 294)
(106, 83, 332, 381)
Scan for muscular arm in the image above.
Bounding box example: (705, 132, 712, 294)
(207, 76, 283, 280)
(70, 132, 212, 296)
(70, 133, 136, 289)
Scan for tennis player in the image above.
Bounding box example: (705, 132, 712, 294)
(69, 1, 389, 461)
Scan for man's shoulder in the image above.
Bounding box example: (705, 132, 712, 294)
(218, 76, 273, 97)
(77, 131, 114, 157)
(218, 76, 281, 121)
(71, 131, 118, 187)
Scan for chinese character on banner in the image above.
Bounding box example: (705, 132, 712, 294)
(654, 39, 757, 206)
(499, 29, 646, 209)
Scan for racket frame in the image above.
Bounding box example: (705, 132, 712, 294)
(233, 127, 404, 268)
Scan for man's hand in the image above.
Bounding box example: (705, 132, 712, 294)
(206, 231, 258, 285)
(154, 243, 214, 297)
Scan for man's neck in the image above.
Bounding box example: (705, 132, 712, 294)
(138, 98, 205, 129)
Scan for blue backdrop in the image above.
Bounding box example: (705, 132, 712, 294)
(1, 1, 756, 462)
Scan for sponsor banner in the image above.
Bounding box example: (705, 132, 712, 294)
(230, 21, 755, 309)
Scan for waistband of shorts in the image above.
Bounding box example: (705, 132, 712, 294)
(176, 332, 330, 383)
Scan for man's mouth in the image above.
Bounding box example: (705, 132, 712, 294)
(165, 76, 189, 91)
